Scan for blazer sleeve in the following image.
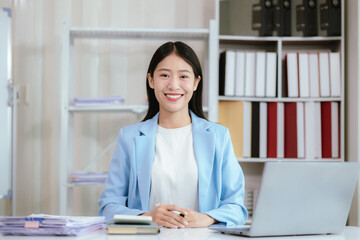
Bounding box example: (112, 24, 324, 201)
(204, 128, 248, 226)
(98, 128, 144, 222)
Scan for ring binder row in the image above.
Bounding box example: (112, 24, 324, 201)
(252, 0, 274, 36)
(274, 0, 291, 36)
(296, 0, 318, 36)
(320, 0, 341, 36)
(252, 0, 341, 37)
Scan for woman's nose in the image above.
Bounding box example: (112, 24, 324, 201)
(168, 76, 180, 90)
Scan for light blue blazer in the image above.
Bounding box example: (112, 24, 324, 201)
(98, 111, 248, 226)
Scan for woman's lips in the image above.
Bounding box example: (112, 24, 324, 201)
(165, 94, 183, 101)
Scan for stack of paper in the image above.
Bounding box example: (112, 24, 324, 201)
(71, 172, 108, 184)
(0, 214, 105, 236)
(73, 96, 125, 106)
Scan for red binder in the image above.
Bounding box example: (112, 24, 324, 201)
(321, 102, 332, 158)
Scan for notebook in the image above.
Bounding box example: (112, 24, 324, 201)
(108, 215, 159, 235)
(107, 222, 159, 235)
(113, 215, 152, 225)
(210, 161, 360, 237)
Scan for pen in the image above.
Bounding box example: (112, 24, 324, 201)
(172, 210, 187, 218)
(154, 202, 188, 218)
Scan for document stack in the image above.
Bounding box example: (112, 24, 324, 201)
(0, 214, 105, 236)
(73, 96, 125, 106)
(71, 172, 108, 185)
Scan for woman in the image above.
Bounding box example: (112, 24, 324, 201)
(98, 41, 248, 228)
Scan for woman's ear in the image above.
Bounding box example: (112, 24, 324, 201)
(193, 76, 201, 91)
(147, 73, 154, 89)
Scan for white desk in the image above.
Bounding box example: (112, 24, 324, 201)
(1, 227, 360, 240)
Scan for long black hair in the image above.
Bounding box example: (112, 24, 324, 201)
(142, 41, 206, 121)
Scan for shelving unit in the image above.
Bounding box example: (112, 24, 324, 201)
(67, 105, 148, 114)
(217, 37, 344, 157)
(60, 20, 218, 215)
(237, 158, 342, 163)
(219, 96, 342, 102)
(69, 27, 211, 40)
(215, 0, 345, 220)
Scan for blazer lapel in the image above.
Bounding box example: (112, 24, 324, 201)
(191, 112, 215, 211)
(135, 114, 158, 210)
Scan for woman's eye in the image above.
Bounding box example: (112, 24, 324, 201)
(160, 74, 169, 77)
(180, 75, 189, 79)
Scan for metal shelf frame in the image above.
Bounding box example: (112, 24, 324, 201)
(59, 20, 218, 215)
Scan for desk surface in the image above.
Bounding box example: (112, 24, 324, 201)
(1, 226, 360, 240)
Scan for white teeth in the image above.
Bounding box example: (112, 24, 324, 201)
(167, 95, 181, 99)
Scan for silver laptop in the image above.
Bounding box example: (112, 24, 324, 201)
(210, 161, 360, 237)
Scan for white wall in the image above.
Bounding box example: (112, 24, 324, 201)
(346, 0, 360, 226)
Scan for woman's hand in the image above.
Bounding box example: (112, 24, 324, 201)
(141, 204, 189, 229)
(182, 208, 217, 228)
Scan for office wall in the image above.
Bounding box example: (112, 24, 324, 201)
(346, 0, 360, 226)
(0, 0, 9, 7)
(5, 0, 214, 216)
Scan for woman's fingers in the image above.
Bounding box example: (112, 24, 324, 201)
(153, 204, 188, 228)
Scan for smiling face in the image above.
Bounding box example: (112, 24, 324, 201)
(147, 53, 201, 122)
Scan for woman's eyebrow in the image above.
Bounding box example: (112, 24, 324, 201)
(157, 68, 171, 72)
(178, 70, 191, 73)
(157, 68, 191, 73)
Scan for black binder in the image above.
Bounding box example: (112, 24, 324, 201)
(219, 51, 226, 96)
(274, 0, 291, 36)
(320, 0, 341, 36)
(251, 102, 260, 158)
(296, 0, 318, 36)
(252, 0, 274, 36)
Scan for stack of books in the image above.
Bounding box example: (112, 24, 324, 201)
(0, 214, 105, 236)
(107, 215, 160, 235)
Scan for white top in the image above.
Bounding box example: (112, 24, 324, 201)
(148, 124, 199, 211)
